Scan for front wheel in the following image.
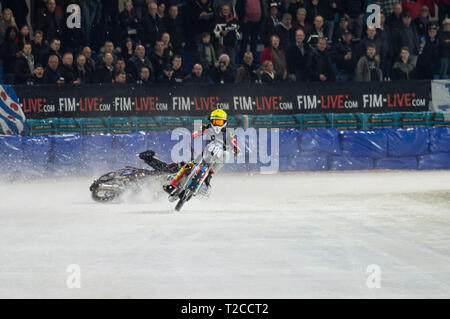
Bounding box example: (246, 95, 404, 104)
(175, 190, 191, 211)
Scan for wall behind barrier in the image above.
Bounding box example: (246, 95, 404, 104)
(1, 127, 449, 180)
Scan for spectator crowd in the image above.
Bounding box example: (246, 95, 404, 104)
(0, 0, 449, 86)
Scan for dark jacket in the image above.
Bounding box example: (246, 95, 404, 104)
(286, 42, 309, 78)
(186, 72, 210, 83)
(332, 40, 359, 71)
(393, 24, 420, 57)
(190, 0, 215, 34)
(260, 72, 281, 83)
(306, 0, 335, 21)
(416, 36, 439, 79)
(36, 9, 61, 41)
(196, 42, 217, 70)
(210, 66, 236, 84)
(58, 64, 78, 84)
(173, 67, 190, 83)
(340, 0, 367, 18)
(74, 67, 93, 84)
(95, 63, 114, 83)
(139, 13, 165, 47)
(14, 55, 34, 84)
(43, 66, 59, 84)
(235, 63, 260, 83)
(392, 60, 417, 80)
(439, 31, 450, 58)
(306, 48, 336, 81)
(119, 8, 140, 42)
(126, 55, 153, 82)
(0, 31, 19, 74)
(32, 41, 48, 65)
(163, 15, 185, 54)
(274, 24, 295, 50)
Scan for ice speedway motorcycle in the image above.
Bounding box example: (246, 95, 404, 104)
(89, 140, 226, 211)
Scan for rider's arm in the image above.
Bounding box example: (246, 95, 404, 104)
(192, 123, 209, 139)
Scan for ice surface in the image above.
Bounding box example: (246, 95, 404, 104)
(0, 170, 449, 298)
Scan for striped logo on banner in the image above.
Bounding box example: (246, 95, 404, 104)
(0, 85, 25, 135)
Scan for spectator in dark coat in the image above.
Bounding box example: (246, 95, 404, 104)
(261, 1, 281, 46)
(288, 0, 307, 18)
(392, 46, 417, 80)
(416, 23, 439, 79)
(126, 44, 153, 82)
(236, 0, 264, 61)
(235, 52, 260, 83)
(58, 52, 79, 84)
(136, 67, 152, 85)
(356, 43, 382, 81)
(333, 30, 358, 81)
(306, 37, 335, 81)
(307, 15, 328, 48)
(2, 0, 28, 29)
(413, 5, 431, 37)
(29, 64, 45, 85)
(292, 7, 312, 38)
(287, 29, 309, 82)
(18, 25, 31, 50)
(139, 2, 165, 49)
(81, 46, 96, 74)
(439, 18, 450, 79)
(260, 60, 281, 83)
(149, 40, 170, 79)
(386, 2, 403, 32)
(357, 27, 382, 59)
(163, 5, 185, 56)
(0, 26, 19, 84)
(392, 11, 420, 65)
(306, 0, 337, 43)
(275, 13, 295, 50)
(377, 12, 394, 80)
(14, 43, 34, 84)
(95, 53, 115, 83)
(196, 32, 217, 72)
(158, 63, 176, 83)
(43, 38, 62, 65)
(119, 0, 140, 43)
(74, 54, 93, 84)
(35, 0, 61, 42)
(172, 55, 189, 83)
(43, 54, 60, 84)
(190, 0, 215, 45)
(186, 63, 210, 83)
(340, 0, 366, 40)
(210, 53, 236, 84)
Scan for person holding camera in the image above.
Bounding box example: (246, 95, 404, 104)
(210, 53, 236, 84)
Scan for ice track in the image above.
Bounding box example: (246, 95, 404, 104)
(0, 170, 450, 298)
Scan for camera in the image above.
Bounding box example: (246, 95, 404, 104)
(219, 61, 226, 67)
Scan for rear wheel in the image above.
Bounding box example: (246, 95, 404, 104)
(91, 185, 122, 202)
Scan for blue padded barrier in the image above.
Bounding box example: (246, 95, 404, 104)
(278, 128, 301, 158)
(0, 135, 23, 177)
(375, 157, 418, 170)
(49, 134, 83, 176)
(112, 132, 148, 168)
(418, 153, 450, 170)
(280, 154, 328, 171)
(22, 136, 51, 177)
(329, 155, 374, 170)
(299, 129, 341, 155)
(387, 127, 429, 157)
(340, 129, 388, 158)
(81, 134, 114, 172)
(429, 127, 450, 153)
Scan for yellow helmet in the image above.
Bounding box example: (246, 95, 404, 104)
(209, 109, 228, 133)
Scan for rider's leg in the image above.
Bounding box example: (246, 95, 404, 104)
(163, 162, 194, 195)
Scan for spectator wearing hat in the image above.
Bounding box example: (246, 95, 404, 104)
(261, 1, 281, 46)
(306, 36, 335, 81)
(356, 43, 382, 81)
(416, 23, 439, 79)
(413, 5, 431, 37)
(332, 16, 350, 43)
(393, 11, 420, 65)
(439, 18, 450, 79)
(237, 0, 264, 62)
(340, 0, 366, 41)
(213, 4, 240, 67)
(392, 46, 417, 79)
(159, 64, 176, 83)
(287, 29, 310, 82)
(292, 8, 312, 37)
(332, 29, 358, 81)
(275, 13, 294, 50)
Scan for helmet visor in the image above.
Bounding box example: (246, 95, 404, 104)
(211, 119, 226, 126)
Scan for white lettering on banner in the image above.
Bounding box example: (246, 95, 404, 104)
(66, 4, 81, 29)
(59, 98, 76, 112)
(173, 97, 192, 111)
(233, 96, 254, 111)
(114, 97, 132, 111)
(363, 94, 383, 108)
(297, 95, 318, 110)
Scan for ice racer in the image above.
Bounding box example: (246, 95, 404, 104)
(162, 109, 240, 197)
